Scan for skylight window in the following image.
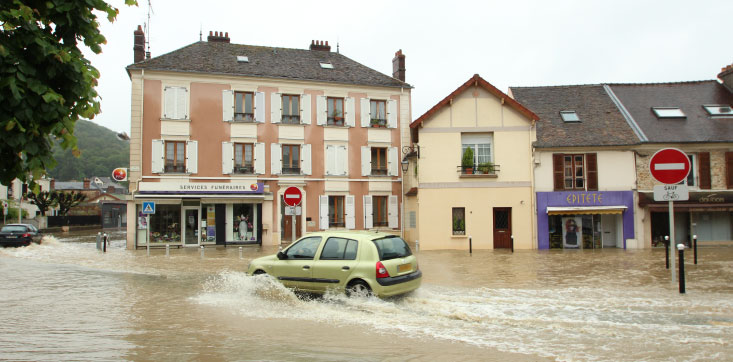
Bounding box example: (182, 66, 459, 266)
(319, 62, 334, 69)
(237, 56, 249, 63)
(560, 111, 580, 122)
(703, 104, 733, 117)
(652, 107, 686, 119)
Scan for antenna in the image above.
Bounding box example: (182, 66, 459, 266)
(199, 23, 202, 41)
(336, 37, 340, 54)
(144, 0, 154, 58)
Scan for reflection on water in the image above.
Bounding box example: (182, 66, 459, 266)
(1, 230, 731, 361)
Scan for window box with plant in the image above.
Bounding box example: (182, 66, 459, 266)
(477, 161, 494, 174)
(370, 118, 387, 128)
(461, 147, 474, 174)
(452, 217, 465, 235)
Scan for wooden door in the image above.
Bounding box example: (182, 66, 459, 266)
(282, 201, 302, 242)
(493, 207, 512, 249)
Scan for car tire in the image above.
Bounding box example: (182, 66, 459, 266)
(253, 270, 266, 275)
(346, 280, 372, 297)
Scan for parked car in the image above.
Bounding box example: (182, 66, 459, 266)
(0, 224, 43, 247)
(248, 231, 421, 297)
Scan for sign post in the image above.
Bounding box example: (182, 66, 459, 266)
(142, 202, 156, 255)
(650, 148, 691, 284)
(283, 187, 302, 242)
(2, 200, 8, 225)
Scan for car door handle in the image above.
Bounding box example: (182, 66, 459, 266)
(341, 266, 350, 271)
(302, 265, 310, 270)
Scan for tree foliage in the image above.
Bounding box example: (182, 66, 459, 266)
(55, 191, 86, 216)
(24, 190, 57, 216)
(0, 0, 136, 189)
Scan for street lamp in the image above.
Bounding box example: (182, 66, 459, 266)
(401, 158, 409, 173)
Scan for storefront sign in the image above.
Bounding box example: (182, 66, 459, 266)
(138, 182, 264, 194)
(566, 193, 603, 205)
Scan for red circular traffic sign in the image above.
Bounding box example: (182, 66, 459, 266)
(649, 148, 690, 184)
(283, 187, 302, 206)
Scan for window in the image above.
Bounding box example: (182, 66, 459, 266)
(370, 100, 387, 127)
(234, 143, 254, 174)
(461, 133, 493, 170)
(685, 154, 696, 187)
(236, 55, 249, 63)
(652, 107, 686, 119)
(319, 237, 358, 260)
(234, 91, 254, 122)
(560, 111, 580, 122)
(327, 97, 344, 126)
(282, 95, 300, 124)
(320, 62, 333, 69)
(282, 145, 300, 174)
(372, 236, 412, 260)
(373, 196, 388, 227)
(284, 236, 322, 260)
(165, 141, 185, 173)
(147, 204, 182, 244)
(329, 196, 345, 227)
(409, 211, 416, 228)
(703, 104, 733, 117)
(564, 154, 584, 189)
(452, 207, 465, 235)
(371, 147, 388, 175)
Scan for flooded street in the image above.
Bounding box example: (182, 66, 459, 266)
(1, 230, 732, 361)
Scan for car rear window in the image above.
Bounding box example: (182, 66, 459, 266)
(372, 236, 412, 260)
(1, 226, 27, 233)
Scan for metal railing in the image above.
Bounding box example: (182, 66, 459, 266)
(456, 164, 500, 176)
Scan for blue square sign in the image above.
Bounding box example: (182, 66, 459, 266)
(142, 201, 155, 214)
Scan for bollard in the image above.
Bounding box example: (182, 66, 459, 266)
(693, 234, 698, 265)
(469, 236, 472, 254)
(677, 244, 686, 294)
(511, 235, 514, 253)
(96, 232, 101, 250)
(103, 233, 108, 253)
(166, 244, 170, 257)
(200, 245, 205, 259)
(664, 236, 669, 269)
(239, 246, 243, 259)
(415, 239, 419, 253)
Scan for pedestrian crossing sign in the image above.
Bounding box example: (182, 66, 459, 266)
(142, 201, 155, 214)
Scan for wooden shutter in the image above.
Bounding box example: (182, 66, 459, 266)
(222, 142, 233, 174)
(301, 144, 311, 175)
(388, 147, 398, 176)
(254, 92, 265, 123)
(163, 87, 176, 119)
(325, 145, 335, 175)
(270, 143, 282, 175)
(345, 97, 355, 127)
(253, 143, 265, 174)
(388, 195, 398, 229)
(363, 195, 373, 229)
(319, 195, 329, 230)
(176, 87, 188, 119)
(586, 153, 598, 191)
(185, 140, 197, 174)
(222, 90, 234, 122)
(727, 152, 733, 189)
(271, 93, 282, 124)
(387, 99, 398, 129)
(151, 139, 164, 173)
(316, 95, 326, 125)
(345, 195, 355, 229)
(301, 94, 311, 125)
(338, 145, 348, 176)
(360, 98, 370, 127)
(361, 146, 371, 176)
(698, 152, 711, 189)
(553, 154, 564, 191)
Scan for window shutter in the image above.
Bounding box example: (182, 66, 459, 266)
(254, 91, 265, 123)
(363, 195, 373, 229)
(319, 195, 329, 230)
(222, 142, 233, 174)
(301, 144, 312, 175)
(151, 139, 164, 173)
(271, 93, 282, 124)
(222, 90, 234, 122)
(316, 95, 326, 125)
(388, 195, 398, 229)
(163, 87, 176, 119)
(553, 154, 564, 191)
(177, 87, 189, 119)
(325, 145, 335, 175)
(254, 142, 265, 174)
(270, 143, 282, 175)
(360, 98, 370, 127)
(185, 140, 197, 174)
(301, 94, 311, 124)
(345, 97, 355, 127)
(345, 195, 355, 229)
(586, 153, 598, 191)
(388, 147, 398, 176)
(361, 146, 371, 176)
(387, 99, 398, 129)
(338, 145, 348, 176)
(698, 152, 711, 189)
(726, 152, 733, 189)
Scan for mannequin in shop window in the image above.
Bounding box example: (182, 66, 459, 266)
(565, 218, 578, 246)
(239, 215, 249, 240)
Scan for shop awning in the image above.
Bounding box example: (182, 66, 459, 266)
(547, 206, 627, 215)
(134, 193, 265, 199)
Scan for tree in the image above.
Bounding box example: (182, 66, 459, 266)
(0, 0, 136, 189)
(24, 190, 57, 216)
(55, 191, 86, 216)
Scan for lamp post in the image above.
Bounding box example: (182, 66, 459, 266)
(400, 158, 409, 239)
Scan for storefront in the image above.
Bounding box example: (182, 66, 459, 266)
(133, 182, 266, 248)
(536, 191, 635, 250)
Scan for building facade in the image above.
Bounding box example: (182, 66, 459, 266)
(125, 29, 411, 249)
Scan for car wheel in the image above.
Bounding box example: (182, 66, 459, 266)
(253, 270, 266, 275)
(346, 280, 372, 297)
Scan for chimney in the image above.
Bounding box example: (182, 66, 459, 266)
(83, 178, 90, 190)
(207, 31, 230, 43)
(392, 49, 406, 82)
(719, 63, 733, 90)
(133, 25, 145, 63)
(50, 179, 55, 190)
(107, 185, 115, 194)
(309, 40, 331, 52)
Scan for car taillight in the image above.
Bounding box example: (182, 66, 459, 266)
(22, 233, 30, 238)
(376, 261, 390, 278)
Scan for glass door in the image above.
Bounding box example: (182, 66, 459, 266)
(183, 207, 200, 246)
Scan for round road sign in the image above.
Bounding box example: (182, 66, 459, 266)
(649, 148, 691, 184)
(283, 187, 302, 207)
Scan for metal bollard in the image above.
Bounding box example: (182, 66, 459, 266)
(239, 246, 243, 259)
(677, 244, 686, 294)
(96, 232, 101, 250)
(664, 236, 669, 269)
(103, 233, 108, 253)
(415, 239, 419, 253)
(469, 236, 472, 254)
(511, 235, 514, 253)
(200, 245, 205, 259)
(166, 244, 170, 257)
(693, 234, 697, 265)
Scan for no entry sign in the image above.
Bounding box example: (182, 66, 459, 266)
(649, 148, 690, 185)
(283, 187, 302, 206)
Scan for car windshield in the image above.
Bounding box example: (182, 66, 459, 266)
(372, 236, 412, 260)
(284, 236, 322, 259)
(1, 226, 27, 233)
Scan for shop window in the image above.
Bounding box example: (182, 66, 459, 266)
(234, 143, 254, 174)
(371, 148, 388, 175)
(165, 141, 185, 173)
(233, 203, 257, 241)
(234, 91, 254, 122)
(329, 196, 345, 227)
(282, 144, 300, 174)
(148, 204, 181, 244)
(373, 196, 388, 227)
(327, 97, 344, 126)
(452, 207, 465, 235)
(282, 94, 300, 124)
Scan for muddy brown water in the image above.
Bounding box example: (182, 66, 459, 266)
(1, 229, 731, 361)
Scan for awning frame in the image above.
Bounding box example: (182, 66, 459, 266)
(547, 205, 627, 215)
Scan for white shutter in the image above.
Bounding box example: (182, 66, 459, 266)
(270, 143, 282, 175)
(177, 87, 189, 119)
(363, 195, 373, 229)
(301, 144, 311, 175)
(271, 93, 282, 124)
(345, 97, 355, 127)
(254, 142, 265, 174)
(152, 139, 164, 173)
(222, 90, 234, 122)
(388, 195, 398, 229)
(387, 99, 397, 129)
(338, 145, 348, 176)
(360, 98, 370, 127)
(186, 140, 198, 174)
(163, 87, 176, 119)
(254, 91, 265, 123)
(345, 195, 355, 230)
(388, 147, 398, 176)
(316, 95, 326, 125)
(325, 145, 335, 175)
(301, 94, 311, 124)
(222, 142, 233, 174)
(361, 146, 371, 176)
(319, 195, 329, 230)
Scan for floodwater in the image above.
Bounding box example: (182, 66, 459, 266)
(1, 230, 732, 362)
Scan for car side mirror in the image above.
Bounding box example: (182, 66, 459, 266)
(277, 251, 286, 260)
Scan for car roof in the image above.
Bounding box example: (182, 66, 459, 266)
(4, 224, 33, 227)
(303, 230, 400, 241)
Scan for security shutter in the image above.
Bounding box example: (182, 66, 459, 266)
(254, 142, 265, 174)
(316, 95, 326, 125)
(345, 195, 355, 229)
(185, 140, 197, 174)
(388, 147, 398, 176)
(271, 93, 282, 124)
(222, 90, 234, 122)
(254, 92, 265, 123)
(301, 144, 312, 175)
(301, 94, 311, 125)
(388, 195, 398, 229)
(319, 195, 329, 230)
(387, 99, 397, 129)
(270, 143, 282, 175)
(360, 98, 370, 127)
(586, 153, 598, 191)
(361, 146, 371, 176)
(222, 142, 233, 174)
(363, 195, 373, 229)
(553, 154, 564, 191)
(345, 97, 355, 127)
(699, 152, 711, 189)
(151, 139, 164, 173)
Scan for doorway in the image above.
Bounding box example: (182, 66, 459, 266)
(493, 207, 512, 249)
(182, 207, 200, 246)
(281, 199, 302, 243)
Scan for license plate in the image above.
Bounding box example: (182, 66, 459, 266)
(6, 236, 18, 239)
(397, 263, 412, 273)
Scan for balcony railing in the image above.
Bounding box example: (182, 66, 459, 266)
(457, 164, 500, 177)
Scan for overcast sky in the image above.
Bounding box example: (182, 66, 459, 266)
(85, 0, 733, 134)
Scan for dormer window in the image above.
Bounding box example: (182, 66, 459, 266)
(652, 107, 686, 119)
(560, 111, 580, 122)
(703, 104, 733, 117)
(320, 62, 334, 69)
(237, 56, 249, 63)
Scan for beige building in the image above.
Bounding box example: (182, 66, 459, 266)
(405, 75, 538, 250)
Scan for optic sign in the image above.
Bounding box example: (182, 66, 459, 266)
(112, 168, 128, 182)
(649, 148, 691, 185)
(283, 187, 302, 207)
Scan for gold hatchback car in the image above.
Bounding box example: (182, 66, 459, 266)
(248, 231, 421, 297)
